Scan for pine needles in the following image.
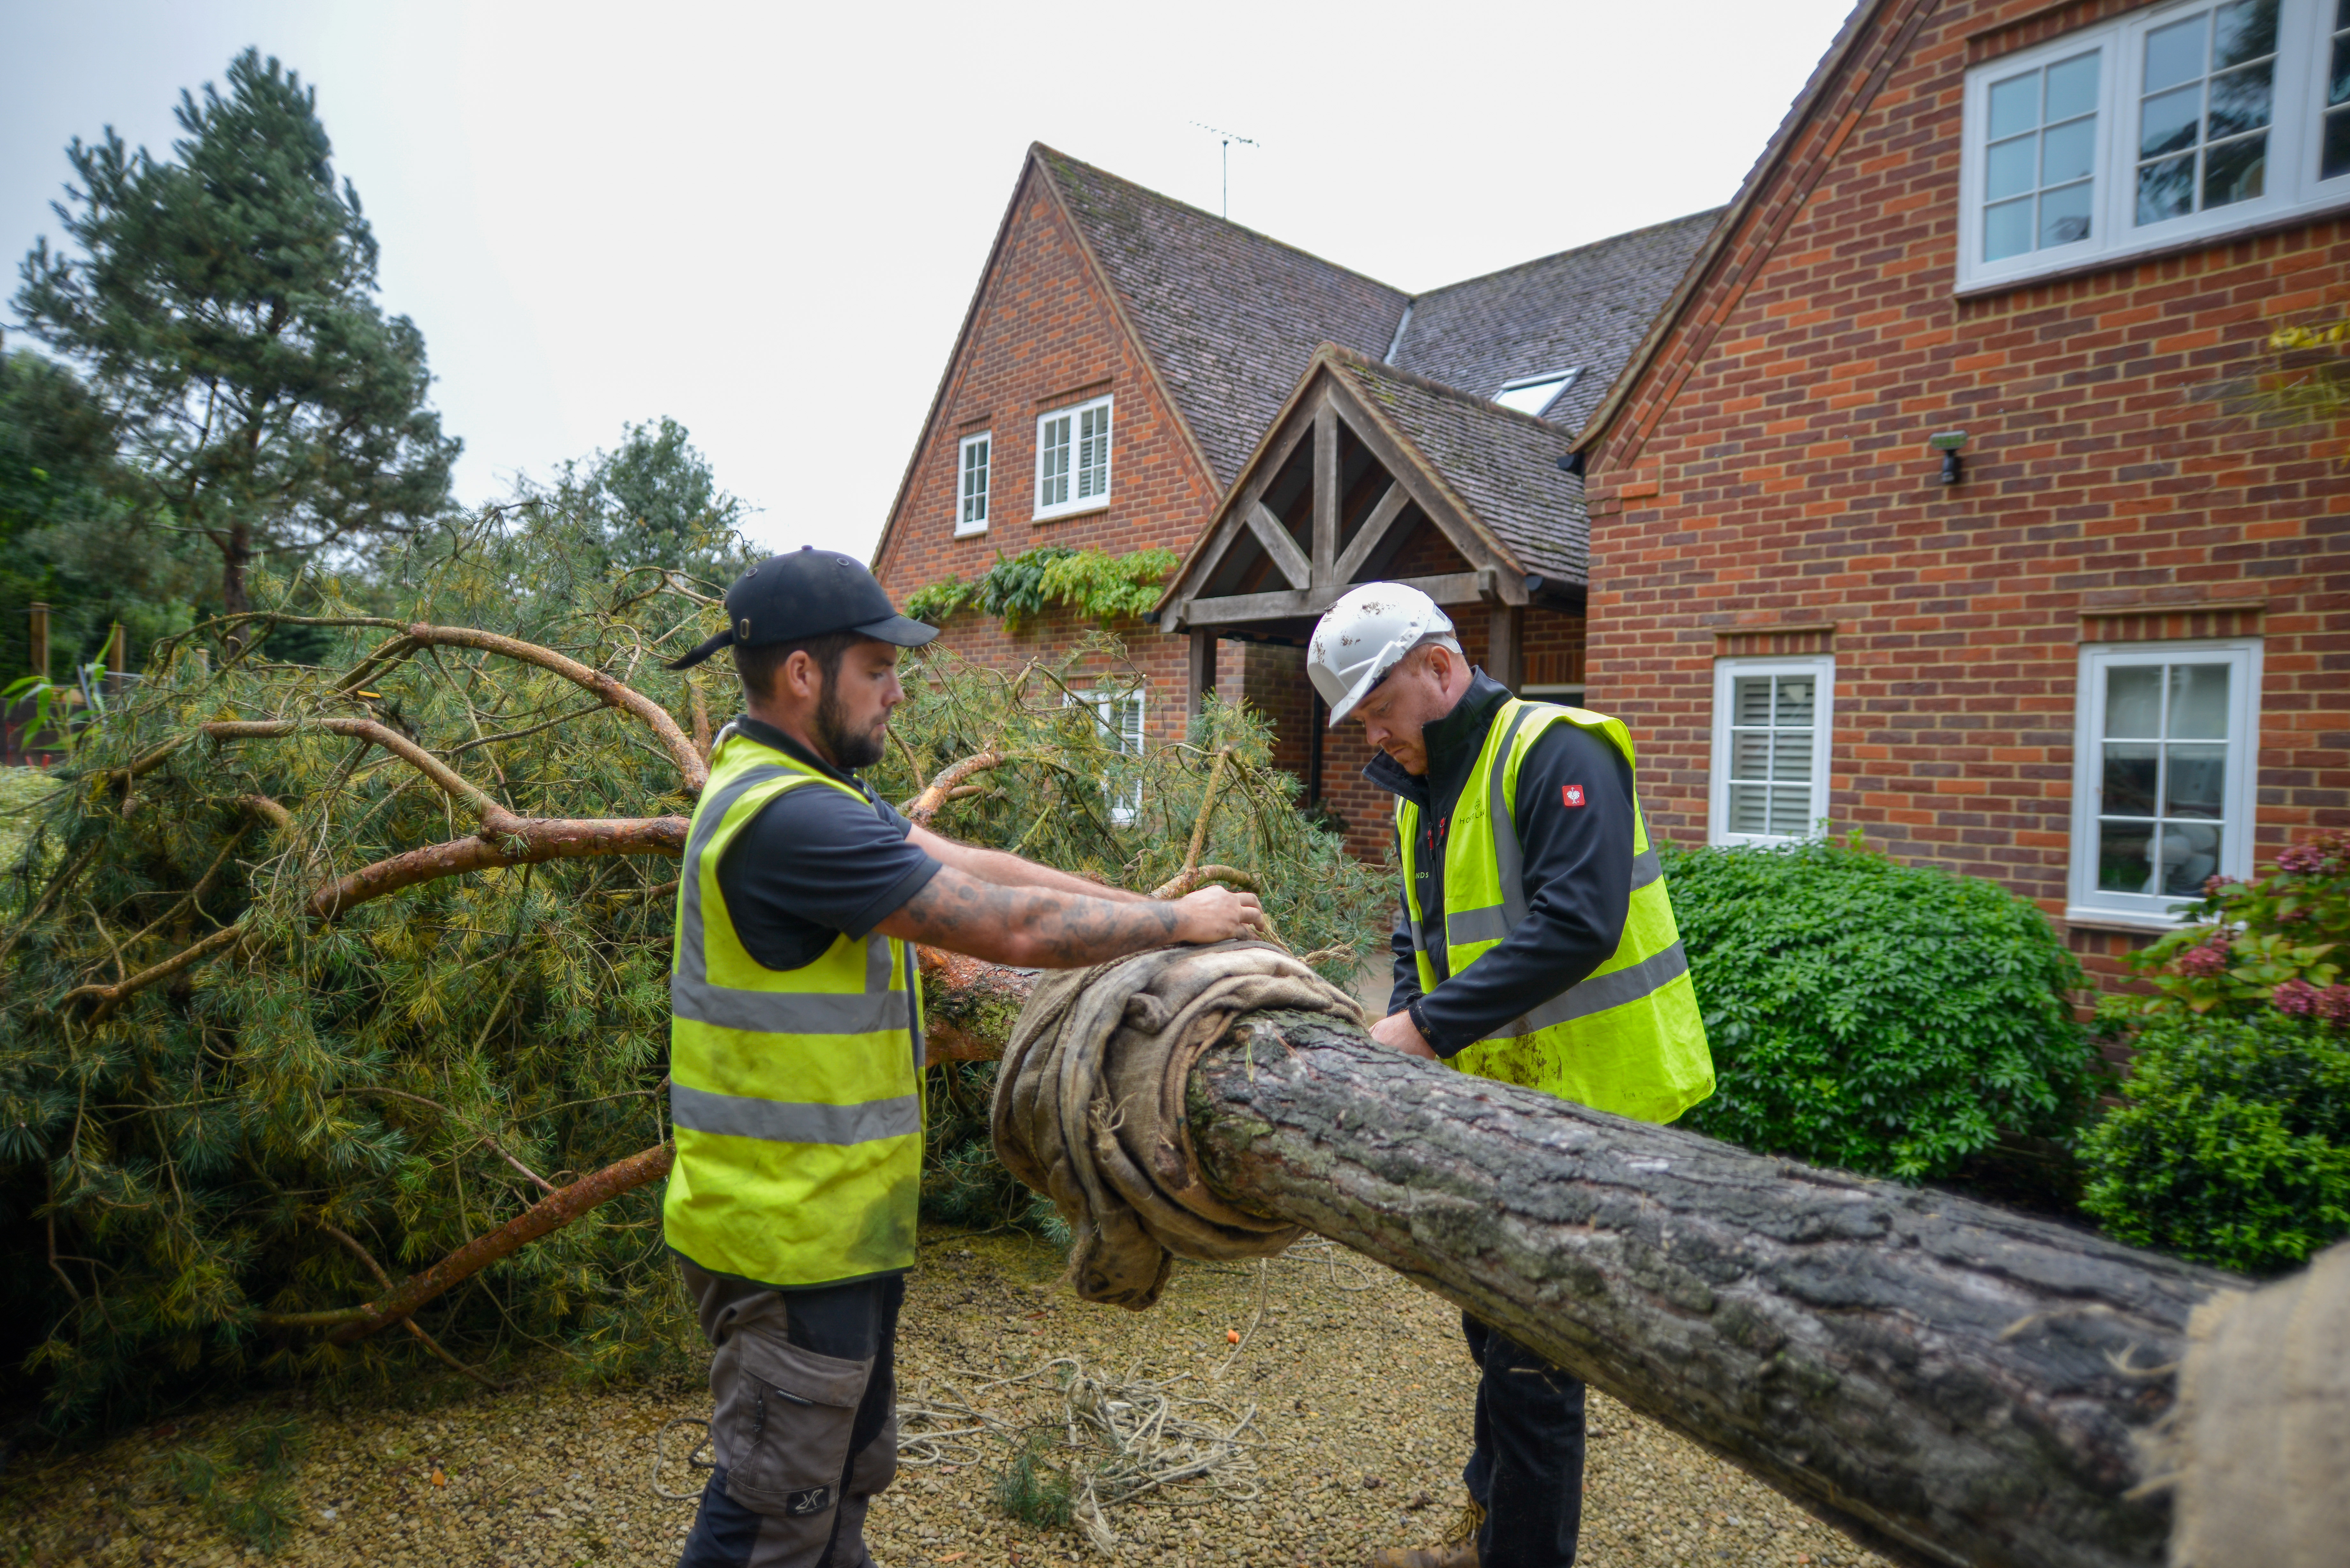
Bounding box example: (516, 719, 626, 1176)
(0, 508, 1383, 1440)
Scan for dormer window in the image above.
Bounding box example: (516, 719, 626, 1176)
(1492, 370, 1581, 418)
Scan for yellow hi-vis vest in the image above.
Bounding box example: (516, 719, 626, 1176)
(1398, 698, 1713, 1125)
(662, 728, 925, 1288)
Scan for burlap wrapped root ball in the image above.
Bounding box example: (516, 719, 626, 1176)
(991, 941, 1366, 1307)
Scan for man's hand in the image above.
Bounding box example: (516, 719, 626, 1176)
(1169, 885, 1267, 945)
(1370, 1008, 1438, 1059)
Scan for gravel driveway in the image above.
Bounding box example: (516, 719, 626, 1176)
(4, 1226, 1892, 1567)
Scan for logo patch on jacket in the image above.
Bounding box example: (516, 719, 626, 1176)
(1561, 785, 1586, 808)
(785, 1486, 834, 1516)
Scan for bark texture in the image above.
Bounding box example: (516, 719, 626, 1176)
(1177, 1009, 2230, 1568)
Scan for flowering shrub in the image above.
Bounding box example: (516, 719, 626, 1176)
(2082, 830, 2350, 1270)
(2125, 828, 2348, 1023)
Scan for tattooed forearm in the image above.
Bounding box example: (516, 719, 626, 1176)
(877, 866, 1180, 968)
(904, 826, 1147, 904)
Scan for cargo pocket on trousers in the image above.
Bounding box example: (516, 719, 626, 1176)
(716, 1333, 870, 1524)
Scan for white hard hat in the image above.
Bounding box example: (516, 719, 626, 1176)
(1308, 583, 1457, 726)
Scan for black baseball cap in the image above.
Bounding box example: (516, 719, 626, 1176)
(667, 548, 938, 669)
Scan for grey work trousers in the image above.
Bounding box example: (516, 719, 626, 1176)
(675, 1257, 904, 1568)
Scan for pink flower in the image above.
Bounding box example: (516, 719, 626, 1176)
(2278, 844, 2327, 874)
(2176, 941, 2232, 978)
(2317, 986, 2350, 1028)
(2272, 979, 2321, 1016)
(2202, 874, 2241, 897)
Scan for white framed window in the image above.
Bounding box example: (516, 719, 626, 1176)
(1035, 394, 1112, 520)
(955, 431, 990, 536)
(1709, 656, 1835, 846)
(1071, 686, 1145, 825)
(2068, 639, 2263, 927)
(1958, 0, 2350, 292)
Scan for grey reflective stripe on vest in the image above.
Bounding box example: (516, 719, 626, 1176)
(670, 1082, 921, 1145)
(672, 764, 908, 1034)
(1446, 903, 1511, 944)
(1482, 939, 1691, 1042)
(1630, 846, 1662, 891)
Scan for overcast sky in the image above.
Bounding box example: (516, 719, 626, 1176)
(7, 0, 1855, 560)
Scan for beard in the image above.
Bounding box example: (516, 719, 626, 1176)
(815, 676, 887, 771)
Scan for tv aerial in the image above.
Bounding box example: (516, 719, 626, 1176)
(1190, 122, 1261, 219)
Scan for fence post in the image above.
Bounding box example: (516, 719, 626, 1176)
(27, 602, 49, 683)
(105, 621, 125, 695)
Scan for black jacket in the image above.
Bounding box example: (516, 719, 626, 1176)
(1368, 670, 1636, 1056)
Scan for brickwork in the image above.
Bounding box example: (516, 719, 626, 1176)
(872, 163, 1221, 750)
(1580, 0, 2350, 987)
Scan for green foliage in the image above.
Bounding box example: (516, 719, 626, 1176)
(906, 546, 1179, 633)
(921, 1062, 1068, 1246)
(0, 510, 709, 1437)
(516, 416, 756, 585)
(13, 48, 459, 612)
(2124, 829, 2350, 1023)
(166, 1415, 307, 1552)
(0, 350, 203, 675)
(1662, 834, 2096, 1180)
(2079, 1009, 2350, 1274)
(992, 1429, 1077, 1528)
(0, 509, 1376, 1437)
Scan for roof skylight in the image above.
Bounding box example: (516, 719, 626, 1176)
(1493, 369, 1581, 417)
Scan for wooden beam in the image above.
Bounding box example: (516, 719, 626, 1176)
(1488, 603, 1525, 692)
(1331, 480, 1410, 585)
(1185, 571, 1488, 627)
(1324, 381, 1520, 588)
(1187, 629, 1218, 723)
(1246, 503, 1312, 591)
(1311, 398, 1339, 584)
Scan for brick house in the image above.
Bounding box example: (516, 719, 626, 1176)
(1570, 0, 2350, 984)
(872, 144, 1714, 856)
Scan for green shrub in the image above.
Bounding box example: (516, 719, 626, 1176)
(2079, 1009, 2350, 1274)
(1661, 834, 2096, 1180)
(905, 545, 1178, 632)
(992, 1429, 1077, 1528)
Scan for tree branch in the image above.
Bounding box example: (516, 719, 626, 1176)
(266, 1142, 677, 1344)
(398, 624, 707, 793)
(306, 814, 688, 921)
(903, 750, 1006, 826)
(1148, 863, 1258, 901)
(203, 718, 502, 822)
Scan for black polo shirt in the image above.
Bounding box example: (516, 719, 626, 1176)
(712, 718, 943, 972)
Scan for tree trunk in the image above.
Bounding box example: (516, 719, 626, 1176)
(1173, 1008, 2227, 1568)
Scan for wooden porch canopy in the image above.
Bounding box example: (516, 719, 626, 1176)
(1156, 344, 1588, 708)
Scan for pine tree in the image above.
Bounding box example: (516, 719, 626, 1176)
(12, 49, 459, 617)
(525, 417, 755, 584)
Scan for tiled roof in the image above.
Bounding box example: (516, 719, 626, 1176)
(1039, 148, 1409, 490)
(1335, 351, 1588, 583)
(1387, 209, 1723, 435)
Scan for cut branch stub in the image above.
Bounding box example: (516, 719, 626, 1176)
(904, 750, 1006, 827)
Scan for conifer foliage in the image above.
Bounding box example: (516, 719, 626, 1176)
(13, 48, 459, 616)
(0, 510, 1380, 1434)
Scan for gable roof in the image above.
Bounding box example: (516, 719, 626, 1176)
(1387, 208, 1723, 434)
(1037, 147, 1411, 490)
(1337, 351, 1587, 583)
(1571, 0, 1898, 458)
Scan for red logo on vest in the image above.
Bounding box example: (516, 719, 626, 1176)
(1561, 785, 1586, 808)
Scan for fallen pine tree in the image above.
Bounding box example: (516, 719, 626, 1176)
(0, 508, 1381, 1434)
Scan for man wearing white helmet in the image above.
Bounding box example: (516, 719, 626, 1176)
(1309, 582, 1713, 1568)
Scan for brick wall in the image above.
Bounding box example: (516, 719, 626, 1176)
(872, 161, 1220, 749)
(1581, 0, 2350, 987)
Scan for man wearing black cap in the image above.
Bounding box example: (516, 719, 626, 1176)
(665, 549, 1263, 1568)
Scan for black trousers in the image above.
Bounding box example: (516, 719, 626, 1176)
(1461, 1312, 1587, 1568)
